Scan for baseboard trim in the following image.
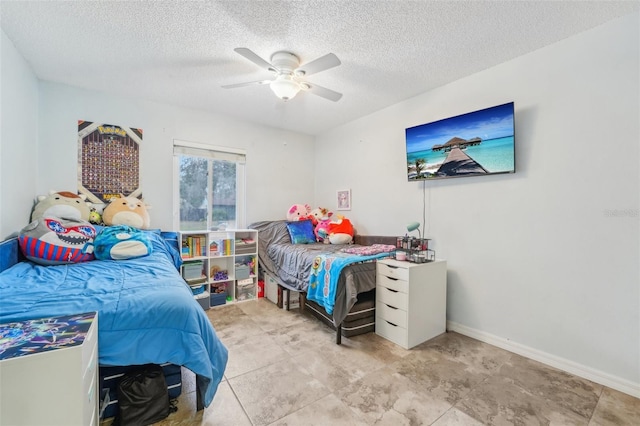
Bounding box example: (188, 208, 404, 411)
(446, 320, 640, 398)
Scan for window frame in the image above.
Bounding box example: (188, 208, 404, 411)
(172, 139, 246, 231)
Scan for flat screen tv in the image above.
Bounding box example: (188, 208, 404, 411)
(405, 102, 515, 181)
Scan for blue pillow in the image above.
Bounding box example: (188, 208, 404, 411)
(94, 225, 153, 260)
(286, 220, 316, 244)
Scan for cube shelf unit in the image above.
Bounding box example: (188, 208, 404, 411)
(179, 229, 258, 309)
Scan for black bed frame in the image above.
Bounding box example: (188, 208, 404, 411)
(275, 235, 397, 345)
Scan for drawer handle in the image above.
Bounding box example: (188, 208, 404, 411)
(385, 276, 399, 281)
(387, 265, 399, 269)
(385, 303, 398, 310)
(385, 320, 398, 327)
(385, 288, 399, 293)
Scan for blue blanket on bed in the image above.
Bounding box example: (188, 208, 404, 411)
(0, 231, 227, 407)
(306, 252, 390, 314)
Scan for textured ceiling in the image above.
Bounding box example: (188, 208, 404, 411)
(1, 1, 638, 136)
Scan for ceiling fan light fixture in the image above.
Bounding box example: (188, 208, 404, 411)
(270, 75, 300, 100)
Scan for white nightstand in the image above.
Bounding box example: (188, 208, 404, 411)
(375, 259, 447, 349)
(0, 312, 99, 425)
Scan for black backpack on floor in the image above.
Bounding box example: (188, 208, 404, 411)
(115, 364, 177, 426)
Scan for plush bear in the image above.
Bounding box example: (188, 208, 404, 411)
(102, 195, 151, 229)
(286, 204, 312, 222)
(30, 191, 91, 222)
(327, 216, 354, 244)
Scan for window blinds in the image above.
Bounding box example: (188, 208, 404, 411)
(173, 140, 246, 164)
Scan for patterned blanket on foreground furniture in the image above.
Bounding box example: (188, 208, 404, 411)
(0, 231, 228, 416)
(250, 220, 396, 343)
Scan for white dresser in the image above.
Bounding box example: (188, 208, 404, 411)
(0, 312, 99, 425)
(375, 259, 447, 349)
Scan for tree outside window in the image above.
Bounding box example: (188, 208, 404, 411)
(178, 156, 238, 231)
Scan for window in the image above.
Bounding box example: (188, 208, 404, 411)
(173, 140, 246, 231)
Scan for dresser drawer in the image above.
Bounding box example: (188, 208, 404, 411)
(375, 316, 408, 348)
(376, 301, 407, 328)
(376, 285, 408, 310)
(82, 316, 98, 370)
(377, 262, 409, 281)
(377, 274, 409, 293)
(84, 368, 98, 425)
(0, 312, 98, 425)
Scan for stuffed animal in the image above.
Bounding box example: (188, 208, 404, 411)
(309, 207, 332, 226)
(286, 204, 312, 222)
(88, 207, 103, 225)
(93, 225, 153, 260)
(30, 191, 91, 222)
(102, 195, 150, 229)
(314, 218, 332, 243)
(18, 216, 96, 265)
(327, 216, 354, 244)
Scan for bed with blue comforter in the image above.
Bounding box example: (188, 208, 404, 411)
(0, 231, 227, 409)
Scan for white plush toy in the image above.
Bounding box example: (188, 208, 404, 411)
(31, 191, 91, 222)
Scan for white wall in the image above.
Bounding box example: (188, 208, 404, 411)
(35, 82, 315, 230)
(315, 13, 639, 395)
(2, 11, 638, 397)
(0, 29, 39, 239)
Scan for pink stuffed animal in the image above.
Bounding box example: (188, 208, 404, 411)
(286, 204, 312, 222)
(314, 218, 332, 242)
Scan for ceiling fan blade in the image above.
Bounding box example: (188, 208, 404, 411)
(295, 53, 341, 76)
(222, 79, 272, 89)
(234, 48, 276, 72)
(302, 82, 343, 102)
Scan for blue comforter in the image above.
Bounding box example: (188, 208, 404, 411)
(0, 232, 227, 407)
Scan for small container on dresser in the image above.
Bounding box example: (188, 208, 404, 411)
(375, 258, 447, 349)
(0, 312, 99, 425)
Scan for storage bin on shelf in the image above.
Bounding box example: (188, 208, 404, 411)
(235, 264, 250, 280)
(196, 296, 210, 310)
(182, 261, 204, 279)
(210, 291, 228, 307)
(236, 279, 255, 301)
(190, 284, 206, 296)
(210, 281, 229, 306)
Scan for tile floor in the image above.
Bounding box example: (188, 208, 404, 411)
(108, 299, 640, 425)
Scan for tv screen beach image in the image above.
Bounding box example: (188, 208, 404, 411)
(405, 102, 515, 180)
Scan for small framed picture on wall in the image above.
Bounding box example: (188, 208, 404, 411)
(336, 189, 351, 210)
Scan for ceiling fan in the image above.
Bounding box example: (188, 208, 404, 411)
(222, 48, 342, 102)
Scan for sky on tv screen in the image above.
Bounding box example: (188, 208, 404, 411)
(406, 103, 514, 152)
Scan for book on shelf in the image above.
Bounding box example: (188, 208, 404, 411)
(210, 239, 233, 256)
(182, 235, 207, 258)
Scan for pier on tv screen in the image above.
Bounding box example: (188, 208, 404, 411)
(405, 102, 515, 181)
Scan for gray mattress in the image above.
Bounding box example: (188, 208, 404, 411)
(250, 220, 394, 326)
